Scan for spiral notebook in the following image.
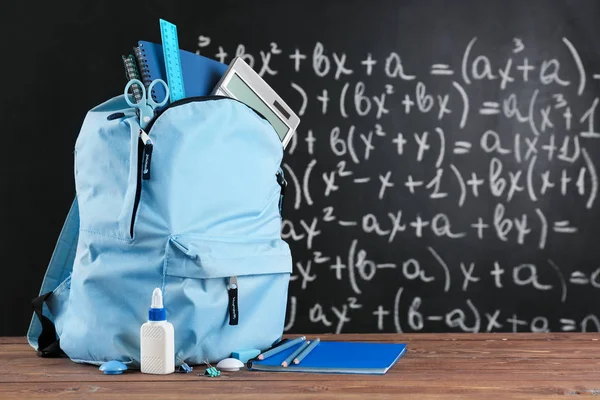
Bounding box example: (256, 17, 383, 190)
(133, 40, 228, 103)
(247, 341, 407, 375)
(121, 54, 143, 103)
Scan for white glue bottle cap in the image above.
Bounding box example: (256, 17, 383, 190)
(152, 288, 163, 308)
(148, 288, 166, 321)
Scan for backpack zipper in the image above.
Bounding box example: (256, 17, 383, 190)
(146, 95, 268, 132)
(129, 96, 270, 239)
(140, 129, 153, 180)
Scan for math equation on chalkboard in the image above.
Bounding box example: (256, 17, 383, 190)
(195, 34, 600, 334)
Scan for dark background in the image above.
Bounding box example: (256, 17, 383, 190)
(2, 0, 600, 336)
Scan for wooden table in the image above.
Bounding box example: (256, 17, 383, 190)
(1, 333, 599, 399)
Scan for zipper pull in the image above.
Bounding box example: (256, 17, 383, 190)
(227, 276, 239, 326)
(140, 129, 153, 180)
(276, 169, 287, 215)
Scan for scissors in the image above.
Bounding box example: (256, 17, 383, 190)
(125, 78, 170, 129)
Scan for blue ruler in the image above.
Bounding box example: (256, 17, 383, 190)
(159, 19, 186, 102)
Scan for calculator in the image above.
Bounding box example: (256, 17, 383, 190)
(212, 57, 300, 149)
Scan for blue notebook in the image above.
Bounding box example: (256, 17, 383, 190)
(134, 40, 228, 103)
(248, 341, 407, 375)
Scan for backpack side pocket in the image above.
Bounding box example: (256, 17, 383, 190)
(75, 95, 140, 241)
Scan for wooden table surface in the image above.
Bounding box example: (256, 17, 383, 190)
(1, 333, 599, 399)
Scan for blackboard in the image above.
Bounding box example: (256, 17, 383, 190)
(2, 0, 600, 335)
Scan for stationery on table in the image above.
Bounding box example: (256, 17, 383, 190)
(293, 337, 320, 364)
(281, 340, 311, 367)
(248, 337, 407, 375)
(258, 336, 306, 360)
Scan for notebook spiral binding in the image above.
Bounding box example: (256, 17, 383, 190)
(121, 55, 143, 103)
(134, 44, 158, 101)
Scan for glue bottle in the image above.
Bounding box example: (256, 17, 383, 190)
(140, 287, 175, 374)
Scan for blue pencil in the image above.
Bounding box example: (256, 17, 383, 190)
(258, 336, 306, 360)
(282, 340, 310, 367)
(293, 337, 320, 364)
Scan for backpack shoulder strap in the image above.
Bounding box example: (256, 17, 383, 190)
(27, 197, 79, 354)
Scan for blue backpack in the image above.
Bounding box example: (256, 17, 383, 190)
(27, 94, 292, 367)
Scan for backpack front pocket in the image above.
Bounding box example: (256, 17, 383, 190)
(162, 235, 292, 364)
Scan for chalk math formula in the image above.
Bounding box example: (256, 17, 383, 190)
(197, 34, 600, 333)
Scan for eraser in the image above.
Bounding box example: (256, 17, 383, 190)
(231, 349, 261, 363)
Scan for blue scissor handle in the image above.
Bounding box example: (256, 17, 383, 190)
(124, 79, 170, 129)
(146, 79, 170, 109)
(124, 79, 147, 108)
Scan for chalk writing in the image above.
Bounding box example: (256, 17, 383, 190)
(197, 35, 600, 333)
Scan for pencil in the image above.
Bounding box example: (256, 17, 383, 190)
(281, 340, 310, 367)
(293, 337, 320, 364)
(258, 336, 306, 360)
